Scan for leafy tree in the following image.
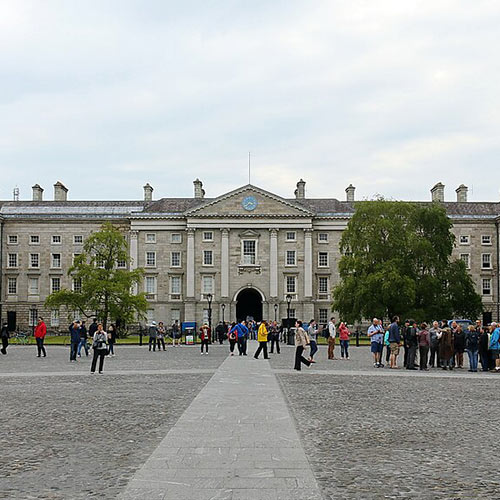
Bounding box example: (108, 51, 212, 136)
(45, 222, 147, 330)
(333, 199, 483, 322)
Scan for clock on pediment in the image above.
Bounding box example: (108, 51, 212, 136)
(242, 195, 258, 211)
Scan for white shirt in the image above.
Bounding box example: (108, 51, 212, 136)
(328, 321, 336, 338)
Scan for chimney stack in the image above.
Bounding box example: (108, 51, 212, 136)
(456, 184, 468, 202)
(32, 184, 43, 201)
(193, 179, 205, 199)
(54, 181, 68, 201)
(345, 184, 355, 202)
(143, 183, 153, 202)
(430, 182, 445, 202)
(295, 179, 306, 199)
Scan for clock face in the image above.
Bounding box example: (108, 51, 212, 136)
(242, 196, 258, 211)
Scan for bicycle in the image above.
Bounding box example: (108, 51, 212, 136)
(11, 331, 30, 345)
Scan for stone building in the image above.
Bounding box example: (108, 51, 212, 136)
(0, 180, 498, 331)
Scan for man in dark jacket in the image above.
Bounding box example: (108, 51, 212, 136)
(216, 322, 226, 345)
(401, 319, 410, 367)
(387, 316, 401, 369)
(77, 321, 88, 357)
(406, 320, 419, 370)
(69, 320, 81, 362)
(88, 318, 98, 337)
(1, 322, 9, 355)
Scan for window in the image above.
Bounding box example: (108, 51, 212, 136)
(8, 235, 18, 244)
(52, 235, 61, 244)
(318, 252, 329, 267)
(459, 235, 470, 245)
(242, 240, 256, 265)
(51, 309, 60, 327)
(482, 278, 491, 295)
(482, 235, 492, 245)
(286, 250, 296, 266)
(288, 308, 296, 319)
(171, 233, 181, 243)
(286, 276, 296, 294)
(73, 253, 82, 265)
(319, 309, 328, 324)
(203, 231, 213, 241)
(7, 277, 17, 295)
(8, 253, 18, 268)
(318, 233, 328, 243)
(171, 309, 180, 323)
(117, 259, 126, 268)
(203, 250, 213, 266)
(51, 253, 61, 268)
(96, 258, 105, 269)
(29, 309, 38, 327)
(170, 276, 181, 295)
(202, 275, 214, 294)
(202, 309, 210, 325)
(146, 251, 156, 267)
(30, 235, 40, 245)
(145, 276, 157, 295)
(72, 278, 82, 293)
(29, 277, 39, 295)
(481, 254, 491, 269)
(171, 251, 181, 267)
(73, 235, 83, 244)
(460, 254, 470, 269)
(318, 276, 329, 294)
(29, 253, 39, 268)
(146, 233, 156, 243)
(51, 277, 61, 293)
(286, 232, 296, 241)
(146, 309, 155, 324)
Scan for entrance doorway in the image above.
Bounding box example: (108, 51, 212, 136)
(236, 288, 263, 322)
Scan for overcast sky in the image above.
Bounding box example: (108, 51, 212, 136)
(1, 0, 499, 202)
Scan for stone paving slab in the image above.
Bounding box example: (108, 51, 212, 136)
(119, 356, 324, 500)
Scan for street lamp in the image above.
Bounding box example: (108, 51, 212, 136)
(274, 303, 278, 322)
(207, 293, 213, 342)
(221, 303, 225, 324)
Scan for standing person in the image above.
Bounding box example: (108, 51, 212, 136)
(107, 324, 117, 357)
(77, 321, 89, 357)
(199, 323, 211, 354)
(216, 322, 226, 345)
(383, 326, 391, 365)
(428, 321, 441, 368)
(88, 318, 98, 338)
(34, 317, 47, 357)
(401, 320, 411, 368)
(417, 323, 430, 371)
(465, 325, 480, 372)
(69, 320, 80, 362)
(339, 322, 350, 360)
(294, 320, 312, 371)
(254, 321, 269, 359)
(269, 321, 280, 354)
(148, 321, 158, 352)
(228, 323, 237, 356)
(479, 324, 490, 372)
(438, 328, 454, 370)
(157, 322, 166, 351)
(328, 317, 337, 360)
(387, 316, 401, 369)
(91, 323, 107, 374)
(367, 318, 384, 368)
(236, 320, 249, 356)
(489, 322, 500, 372)
(171, 320, 180, 347)
(1, 322, 9, 355)
(406, 320, 418, 370)
(307, 320, 318, 362)
(454, 325, 466, 369)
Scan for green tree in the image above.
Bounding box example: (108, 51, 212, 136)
(45, 222, 147, 329)
(333, 199, 483, 322)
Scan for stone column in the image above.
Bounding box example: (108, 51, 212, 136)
(270, 229, 278, 298)
(304, 229, 313, 298)
(221, 229, 229, 298)
(186, 228, 195, 298)
(129, 231, 138, 294)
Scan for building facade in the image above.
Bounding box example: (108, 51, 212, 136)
(1, 180, 499, 331)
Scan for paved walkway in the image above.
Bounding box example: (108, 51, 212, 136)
(119, 356, 323, 500)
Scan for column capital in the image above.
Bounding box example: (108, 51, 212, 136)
(269, 228, 279, 236)
(130, 230, 139, 240)
(304, 228, 313, 235)
(187, 228, 196, 235)
(221, 228, 230, 236)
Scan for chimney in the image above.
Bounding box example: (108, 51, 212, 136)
(193, 179, 205, 199)
(345, 184, 355, 202)
(143, 183, 153, 202)
(456, 184, 468, 202)
(430, 182, 445, 202)
(295, 179, 306, 199)
(54, 181, 68, 201)
(32, 184, 44, 201)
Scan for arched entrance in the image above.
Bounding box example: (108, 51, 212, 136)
(235, 288, 263, 322)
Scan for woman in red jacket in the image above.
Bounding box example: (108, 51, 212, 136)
(339, 322, 350, 360)
(34, 317, 47, 357)
(199, 324, 211, 355)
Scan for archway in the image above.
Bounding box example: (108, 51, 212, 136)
(236, 288, 263, 322)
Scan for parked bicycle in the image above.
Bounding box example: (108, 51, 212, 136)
(11, 331, 30, 345)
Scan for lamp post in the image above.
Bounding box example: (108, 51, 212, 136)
(274, 303, 278, 322)
(207, 293, 213, 342)
(221, 303, 225, 324)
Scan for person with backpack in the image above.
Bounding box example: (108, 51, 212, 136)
(199, 323, 211, 354)
(91, 323, 108, 374)
(465, 325, 480, 372)
(228, 322, 237, 356)
(171, 320, 181, 347)
(235, 320, 249, 356)
(148, 321, 158, 352)
(294, 320, 312, 371)
(417, 323, 430, 371)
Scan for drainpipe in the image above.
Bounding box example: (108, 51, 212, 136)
(496, 220, 500, 322)
(0, 216, 3, 324)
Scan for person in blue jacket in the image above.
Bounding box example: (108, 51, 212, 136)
(235, 320, 249, 356)
(489, 323, 500, 372)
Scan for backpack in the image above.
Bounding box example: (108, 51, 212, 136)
(467, 331, 479, 350)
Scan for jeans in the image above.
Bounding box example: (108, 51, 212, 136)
(270, 336, 280, 354)
(91, 349, 106, 373)
(309, 340, 318, 359)
(254, 341, 269, 359)
(36, 337, 46, 357)
(467, 349, 478, 371)
(479, 351, 489, 371)
(70, 341, 79, 361)
(149, 337, 156, 351)
(201, 339, 209, 353)
(429, 344, 439, 367)
(441, 356, 453, 369)
(157, 338, 165, 351)
(77, 338, 88, 356)
(407, 345, 417, 368)
(340, 340, 349, 358)
(237, 337, 247, 355)
(108, 341, 115, 355)
(294, 346, 311, 370)
(419, 346, 429, 370)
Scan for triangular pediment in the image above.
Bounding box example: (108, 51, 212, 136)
(184, 184, 314, 217)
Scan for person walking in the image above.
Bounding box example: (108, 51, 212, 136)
(69, 320, 80, 362)
(228, 323, 237, 356)
(34, 317, 47, 357)
(1, 322, 9, 355)
(236, 320, 249, 356)
(438, 327, 454, 370)
(199, 323, 211, 354)
(91, 323, 108, 374)
(171, 320, 180, 347)
(417, 323, 430, 371)
(465, 325, 480, 372)
(269, 321, 280, 354)
(307, 320, 318, 362)
(387, 316, 401, 369)
(339, 322, 350, 360)
(454, 325, 466, 369)
(328, 317, 337, 360)
(77, 321, 89, 357)
(157, 322, 166, 351)
(254, 321, 269, 359)
(148, 321, 158, 351)
(216, 321, 226, 345)
(294, 320, 312, 371)
(489, 322, 500, 372)
(368, 318, 384, 367)
(107, 324, 117, 357)
(429, 321, 441, 368)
